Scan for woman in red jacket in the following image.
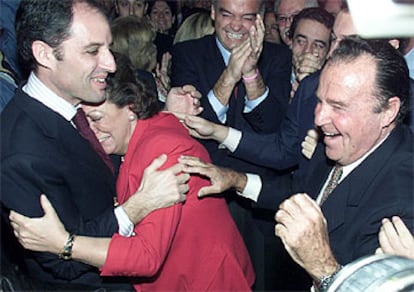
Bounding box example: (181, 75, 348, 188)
(10, 53, 254, 291)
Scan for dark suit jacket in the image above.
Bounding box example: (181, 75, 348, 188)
(234, 71, 320, 172)
(257, 123, 414, 290)
(171, 33, 293, 291)
(0, 88, 129, 289)
(303, 124, 414, 264)
(234, 71, 320, 211)
(171, 35, 292, 173)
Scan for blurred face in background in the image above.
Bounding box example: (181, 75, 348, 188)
(318, 0, 343, 15)
(329, 10, 356, 55)
(291, 18, 331, 74)
(150, 1, 175, 34)
(264, 11, 280, 44)
(194, 0, 211, 9)
(115, 0, 148, 18)
(276, 0, 306, 46)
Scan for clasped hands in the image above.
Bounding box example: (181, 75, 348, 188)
(226, 14, 265, 83)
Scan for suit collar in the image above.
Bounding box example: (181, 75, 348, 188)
(14, 88, 115, 179)
(318, 125, 409, 232)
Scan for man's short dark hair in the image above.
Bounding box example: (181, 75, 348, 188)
(288, 7, 335, 40)
(15, 0, 106, 73)
(329, 36, 410, 123)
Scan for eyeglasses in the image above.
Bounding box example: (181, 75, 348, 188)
(276, 11, 300, 25)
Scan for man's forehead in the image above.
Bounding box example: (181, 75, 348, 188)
(278, 0, 306, 14)
(320, 58, 376, 93)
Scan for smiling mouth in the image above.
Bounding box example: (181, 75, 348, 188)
(227, 32, 244, 40)
(92, 77, 107, 86)
(98, 135, 110, 143)
(324, 131, 341, 138)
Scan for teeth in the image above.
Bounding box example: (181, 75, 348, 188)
(94, 78, 105, 83)
(98, 136, 109, 142)
(324, 132, 338, 137)
(227, 32, 243, 40)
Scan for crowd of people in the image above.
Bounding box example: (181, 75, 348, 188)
(1, 0, 413, 291)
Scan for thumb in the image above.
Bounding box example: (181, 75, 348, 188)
(198, 186, 217, 197)
(40, 194, 58, 218)
(146, 154, 167, 173)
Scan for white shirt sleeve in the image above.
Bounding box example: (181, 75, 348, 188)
(220, 127, 242, 152)
(236, 173, 262, 202)
(207, 89, 229, 123)
(114, 206, 135, 237)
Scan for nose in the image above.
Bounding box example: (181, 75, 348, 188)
(304, 42, 312, 54)
(314, 101, 329, 127)
(101, 49, 116, 73)
(129, 4, 134, 15)
(230, 17, 243, 31)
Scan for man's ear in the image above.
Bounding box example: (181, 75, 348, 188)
(382, 96, 401, 128)
(210, 5, 215, 21)
(32, 40, 54, 69)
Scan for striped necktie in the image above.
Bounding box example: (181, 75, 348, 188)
(320, 166, 343, 205)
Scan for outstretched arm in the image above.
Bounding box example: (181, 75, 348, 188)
(178, 155, 247, 197)
(10, 154, 190, 267)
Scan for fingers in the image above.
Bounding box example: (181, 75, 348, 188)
(178, 155, 204, 166)
(307, 128, 320, 139)
(378, 218, 397, 253)
(9, 210, 29, 225)
(182, 84, 201, 99)
(391, 216, 413, 242)
(146, 154, 168, 173)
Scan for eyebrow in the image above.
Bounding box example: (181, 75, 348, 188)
(218, 7, 257, 18)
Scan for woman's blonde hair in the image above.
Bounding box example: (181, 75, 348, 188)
(173, 11, 215, 45)
(111, 16, 157, 72)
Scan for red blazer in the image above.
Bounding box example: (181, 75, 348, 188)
(100, 113, 255, 291)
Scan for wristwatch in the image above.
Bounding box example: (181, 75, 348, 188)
(315, 265, 343, 292)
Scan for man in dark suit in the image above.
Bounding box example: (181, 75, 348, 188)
(171, 0, 292, 289)
(0, 0, 190, 289)
(275, 36, 413, 291)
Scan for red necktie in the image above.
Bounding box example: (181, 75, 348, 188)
(73, 108, 114, 174)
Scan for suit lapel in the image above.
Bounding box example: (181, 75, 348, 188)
(15, 90, 115, 183)
(320, 126, 406, 233)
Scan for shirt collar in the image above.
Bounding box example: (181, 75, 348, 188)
(23, 72, 77, 121)
(215, 36, 231, 66)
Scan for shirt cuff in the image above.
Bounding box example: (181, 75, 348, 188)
(220, 127, 242, 152)
(244, 86, 269, 113)
(114, 206, 135, 237)
(208, 89, 228, 123)
(237, 173, 261, 202)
